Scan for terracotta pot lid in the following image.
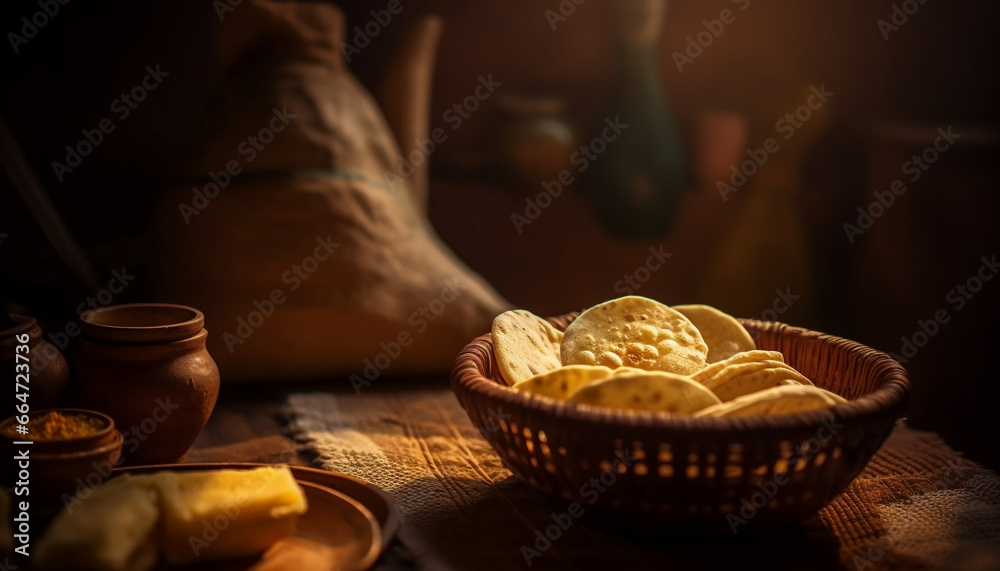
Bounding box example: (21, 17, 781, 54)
(80, 303, 204, 344)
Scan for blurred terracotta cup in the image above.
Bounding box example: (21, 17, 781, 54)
(692, 110, 749, 193)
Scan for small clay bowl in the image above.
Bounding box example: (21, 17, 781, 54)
(2, 409, 123, 501)
(0, 408, 116, 453)
(32, 431, 124, 501)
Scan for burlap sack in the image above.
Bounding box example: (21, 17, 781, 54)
(149, 1, 510, 381)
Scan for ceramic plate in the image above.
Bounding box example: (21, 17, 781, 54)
(112, 464, 394, 571)
(141, 481, 380, 571)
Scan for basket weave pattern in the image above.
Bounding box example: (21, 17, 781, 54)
(450, 314, 911, 532)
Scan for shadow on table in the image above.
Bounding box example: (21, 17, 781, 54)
(387, 475, 844, 571)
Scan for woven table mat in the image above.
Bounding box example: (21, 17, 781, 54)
(285, 389, 1000, 571)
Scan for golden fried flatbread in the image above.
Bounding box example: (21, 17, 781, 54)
(562, 296, 708, 375)
(673, 304, 756, 363)
(512, 365, 614, 400)
(693, 385, 847, 418)
(569, 370, 721, 414)
(492, 309, 563, 386)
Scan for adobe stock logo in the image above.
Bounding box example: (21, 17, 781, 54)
(212, 0, 244, 20)
(612, 246, 672, 295)
(756, 288, 799, 321)
(521, 448, 637, 566)
(50, 65, 170, 182)
(888, 254, 997, 364)
(222, 236, 340, 353)
(350, 279, 465, 394)
(718, 84, 832, 202)
(727, 416, 843, 534)
(671, 0, 750, 73)
(7, 0, 70, 54)
(178, 106, 296, 224)
(511, 116, 627, 234)
(340, 0, 410, 62)
(877, 0, 931, 41)
(843, 126, 959, 244)
(384, 75, 502, 193)
(544, 0, 588, 31)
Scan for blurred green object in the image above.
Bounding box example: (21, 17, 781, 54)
(588, 0, 687, 238)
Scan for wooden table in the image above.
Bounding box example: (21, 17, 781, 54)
(186, 379, 999, 571)
(186, 379, 436, 570)
(188, 377, 446, 465)
(186, 382, 308, 466)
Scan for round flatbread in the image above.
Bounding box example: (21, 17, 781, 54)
(704, 362, 812, 402)
(672, 304, 756, 363)
(561, 296, 709, 375)
(693, 385, 847, 418)
(492, 310, 563, 386)
(568, 370, 721, 414)
(512, 365, 614, 400)
(689, 350, 785, 385)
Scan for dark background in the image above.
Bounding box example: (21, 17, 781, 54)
(1, 0, 998, 469)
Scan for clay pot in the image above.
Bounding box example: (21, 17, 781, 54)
(75, 304, 220, 465)
(0, 314, 70, 412)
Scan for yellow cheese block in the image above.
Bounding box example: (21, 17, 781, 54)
(36, 474, 160, 571)
(35, 467, 308, 568)
(156, 467, 308, 564)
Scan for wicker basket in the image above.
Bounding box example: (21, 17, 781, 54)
(450, 314, 910, 534)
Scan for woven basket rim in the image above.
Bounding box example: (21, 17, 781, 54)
(451, 314, 911, 433)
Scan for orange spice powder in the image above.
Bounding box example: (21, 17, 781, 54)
(3, 412, 105, 440)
